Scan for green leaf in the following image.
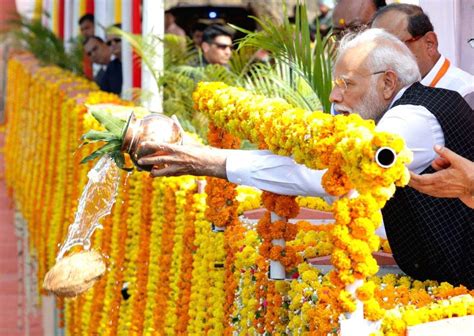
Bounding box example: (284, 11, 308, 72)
(80, 140, 122, 164)
(81, 129, 120, 143)
(90, 110, 127, 138)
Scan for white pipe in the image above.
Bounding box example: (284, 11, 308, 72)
(72, 0, 81, 38)
(42, 0, 52, 29)
(141, 0, 164, 111)
(94, 0, 115, 39)
(269, 212, 286, 280)
(64, 0, 74, 51)
(121, 0, 133, 99)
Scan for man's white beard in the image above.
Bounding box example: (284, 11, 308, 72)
(334, 78, 387, 123)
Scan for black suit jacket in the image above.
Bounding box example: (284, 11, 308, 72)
(96, 58, 122, 95)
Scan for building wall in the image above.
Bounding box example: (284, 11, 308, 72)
(165, 0, 321, 23)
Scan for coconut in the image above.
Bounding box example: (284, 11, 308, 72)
(43, 250, 106, 297)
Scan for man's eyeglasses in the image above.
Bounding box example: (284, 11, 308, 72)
(211, 42, 233, 50)
(86, 45, 99, 57)
(334, 70, 386, 93)
(106, 38, 122, 46)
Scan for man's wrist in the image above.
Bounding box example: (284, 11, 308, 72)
(204, 148, 227, 179)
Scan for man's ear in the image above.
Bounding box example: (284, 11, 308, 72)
(382, 70, 399, 100)
(424, 31, 438, 55)
(201, 42, 210, 53)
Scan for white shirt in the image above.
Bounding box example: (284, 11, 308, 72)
(226, 86, 444, 197)
(421, 55, 474, 108)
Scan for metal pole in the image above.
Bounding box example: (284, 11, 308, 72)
(121, 0, 133, 99)
(141, 0, 164, 112)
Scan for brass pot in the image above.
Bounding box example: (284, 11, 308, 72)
(121, 112, 183, 171)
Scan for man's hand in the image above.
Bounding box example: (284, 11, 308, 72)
(409, 145, 474, 208)
(137, 142, 228, 179)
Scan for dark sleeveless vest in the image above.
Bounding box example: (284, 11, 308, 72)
(382, 82, 474, 288)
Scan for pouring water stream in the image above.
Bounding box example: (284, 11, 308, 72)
(57, 155, 121, 260)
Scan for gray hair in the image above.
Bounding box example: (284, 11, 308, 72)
(337, 28, 421, 86)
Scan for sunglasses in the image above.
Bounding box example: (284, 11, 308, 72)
(106, 38, 122, 46)
(211, 42, 233, 50)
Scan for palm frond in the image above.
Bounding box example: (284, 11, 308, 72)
(163, 34, 198, 67)
(111, 28, 198, 82)
(231, 2, 333, 112)
(228, 45, 260, 78)
(8, 16, 83, 74)
(244, 61, 321, 111)
(111, 29, 162, 86)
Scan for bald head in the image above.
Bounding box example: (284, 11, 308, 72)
(372, 4, 440, 77)
(332, 0, 385, 39)
(372, 4, 425, 40)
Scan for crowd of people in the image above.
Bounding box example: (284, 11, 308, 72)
(77, 1, 473, 287)
(77, 10, 241, 95)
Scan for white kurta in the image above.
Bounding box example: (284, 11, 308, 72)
(420, 55, 474, 108)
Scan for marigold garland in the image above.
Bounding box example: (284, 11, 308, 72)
(6, 56, 474, 336)
(164, 179, 196, 334)
(128, 174, 154, 335)
(116, 171, 143, 334)
(142, 178, 166, 334)
(192, 82, 412, 195)
(174, 187, 198, 334)
(98, 174, 130, 335)
(152, 181, 178, 332)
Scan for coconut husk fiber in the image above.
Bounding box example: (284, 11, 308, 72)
(43, 250, 106, 297)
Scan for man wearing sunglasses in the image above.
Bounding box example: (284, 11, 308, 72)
(372, 4, 474, 109)
(198, 25, 233, 67)
(83, 36, 122, 95)
(106, 23, 122, 61)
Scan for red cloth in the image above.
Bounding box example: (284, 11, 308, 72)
(83, 56, 93, 80)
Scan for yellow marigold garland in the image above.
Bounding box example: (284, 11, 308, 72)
(152, 181, 178, 331)
(6, 56, 474, 336)
(193, 82, 411, 195)
(164, 178, 196, 334)
(174, 186, 199, 334)
(192, 81, 413, 329)
(142, 178, 166, 334)
(116, 171, 143, 334)
(232, 230, 260, 334)
(186, 193, 211, 334)
(129, 174, 154, 335)
(97, 173, 130, 335)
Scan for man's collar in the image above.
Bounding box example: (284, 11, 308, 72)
(420, 55, 445, 86)
(388, 85, 410, 110)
